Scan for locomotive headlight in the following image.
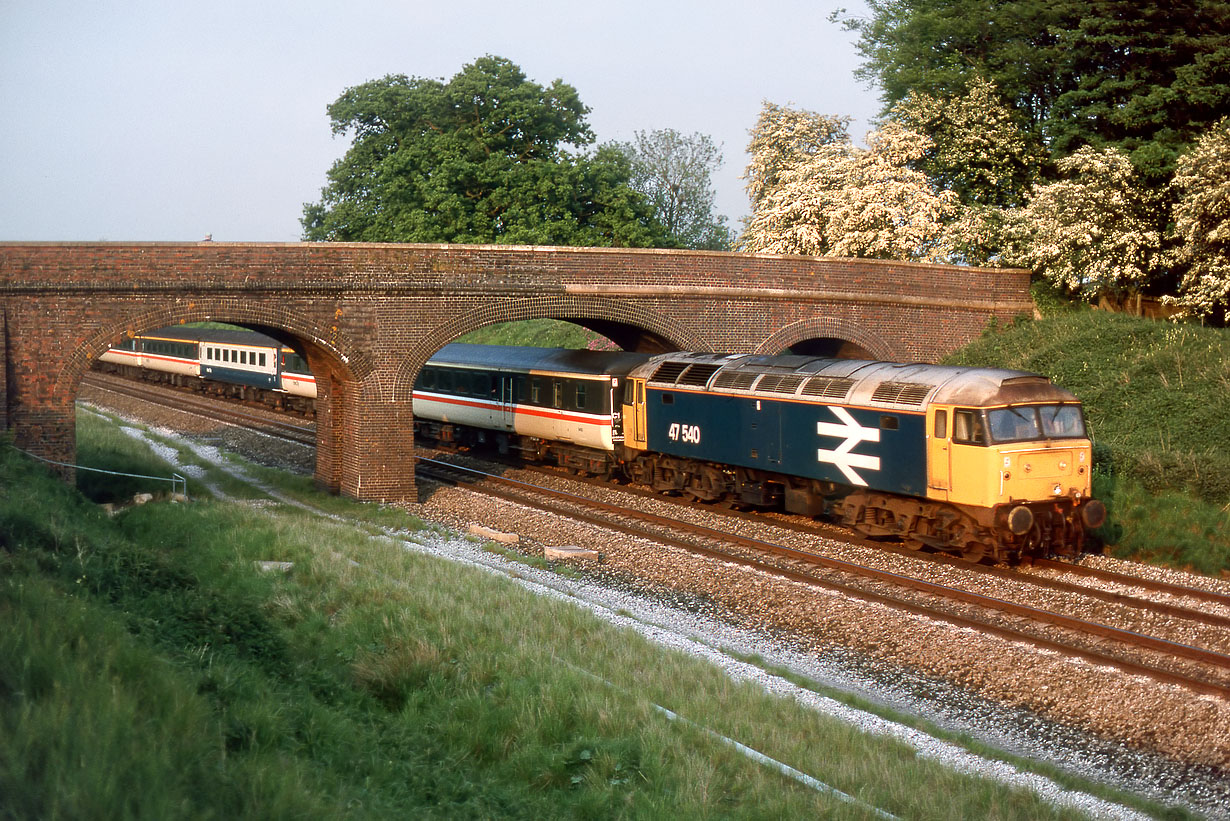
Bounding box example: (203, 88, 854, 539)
(1006, 505, 1033, 535)
(1081, 499, 1108, 529)
(1052, 483, 1062, 495)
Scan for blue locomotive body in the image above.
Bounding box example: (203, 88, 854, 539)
(644, 386, 928, 497)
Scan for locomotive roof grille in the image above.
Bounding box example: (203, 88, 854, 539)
(755, 373, 805, 394)
(712, 371, 758, 390)
(802, 376, 855, 400)
(649, 361, 690, 383)
(871, 381, 934, 406)
(677, 363, 722, 386)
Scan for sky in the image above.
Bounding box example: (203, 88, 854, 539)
(1, 0, 881, 243)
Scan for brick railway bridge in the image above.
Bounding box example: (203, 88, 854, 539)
(1, 242, 1032, 502)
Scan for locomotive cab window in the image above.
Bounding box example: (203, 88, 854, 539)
(952, 409, 987, 445)
(933, 409, 948, 438)
(988, 404, 1087, 443)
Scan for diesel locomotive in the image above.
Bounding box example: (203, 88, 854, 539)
(415, 344, 1105, 563)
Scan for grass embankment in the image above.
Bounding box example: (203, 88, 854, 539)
(0, 411, 1165, 819)
(459, 318, 609, 349)
(944, 300, 1230, 575)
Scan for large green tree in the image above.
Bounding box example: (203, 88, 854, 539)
(302, 56, 668, 247)
(840, 0, 1230, 181)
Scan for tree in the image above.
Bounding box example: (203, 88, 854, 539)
(743, 103, 851, 211)
(1047, 1, 1230, 183)
(739, 103, 958, 261)
(1169, 118, 1230, 322)
(889, 76, 1043, 210)
(302, 56, 668, 247)
(1007, 146, 1161, 302)
(610, 129, 734, 250)
(837, 0, 1075, 134)
(840, 0, 1230, 181)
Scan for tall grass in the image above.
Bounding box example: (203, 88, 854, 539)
(0, 436, 1168, 819)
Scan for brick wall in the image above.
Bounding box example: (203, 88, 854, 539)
(0, 242, 1032, 501)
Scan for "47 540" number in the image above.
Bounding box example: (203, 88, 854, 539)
(667, 422, 702, 444)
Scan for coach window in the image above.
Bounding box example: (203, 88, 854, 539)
(259, 353, 266, 368)
(531, 378, 543, 405)
(553, 381, 564, 409)
(575, 383, 587, 411)
(952, 409, 987, 445)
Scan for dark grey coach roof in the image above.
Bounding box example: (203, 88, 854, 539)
(428, 343, 653, 378)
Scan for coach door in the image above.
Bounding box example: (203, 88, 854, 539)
(498, 375, 516, 430)
(926, 407, 951, 499)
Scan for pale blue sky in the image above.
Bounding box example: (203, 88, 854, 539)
(1, 0, 879, 242)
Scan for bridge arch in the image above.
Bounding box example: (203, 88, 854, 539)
(396, 295, 708, 401)
(65, 302, 365, 494)
(755, 316, 895, 360)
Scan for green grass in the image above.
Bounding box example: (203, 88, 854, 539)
(0, 424, 1180, 819)
(945, 289, 1230, 574)
(458, 318, 613, 349)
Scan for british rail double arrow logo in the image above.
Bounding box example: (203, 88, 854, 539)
(816, 406, 881, 486)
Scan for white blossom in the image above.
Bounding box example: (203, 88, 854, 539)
(739, 103, 957, 261)
(1010, 146, 1161, 301)
(1168, 118, 1230, 322)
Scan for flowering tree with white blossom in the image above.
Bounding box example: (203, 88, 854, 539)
(739, 103, 957, 261)
(1009, 146, 1161, 302)
(1168, 118, 1230, 322)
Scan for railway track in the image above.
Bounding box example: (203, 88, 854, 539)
(524, 461, 1230, 633)
(419, 455, 1230, 700)
(81, 372, 317, 446)
(84, 373, 1230, 699)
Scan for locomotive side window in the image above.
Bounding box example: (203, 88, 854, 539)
(661, 393, 674, 405)
(933, 409, 947, 438)
(952, 409, 986, 444)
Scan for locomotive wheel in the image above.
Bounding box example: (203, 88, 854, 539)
(960, 541, 989, 563)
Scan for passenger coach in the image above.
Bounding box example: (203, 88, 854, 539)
(412, 344, 651, 473)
